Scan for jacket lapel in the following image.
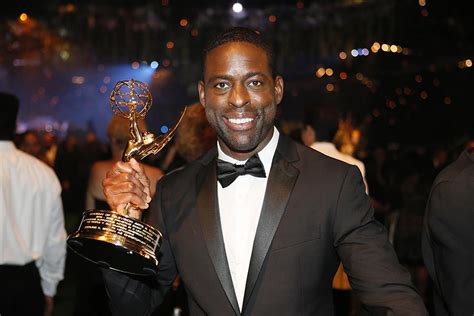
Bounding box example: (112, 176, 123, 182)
(196, 153, 240, 315)
(242, 135, 300, 311)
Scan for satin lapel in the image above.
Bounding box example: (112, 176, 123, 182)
(242, 137, 300, 311)
(196, 157, 240, 315)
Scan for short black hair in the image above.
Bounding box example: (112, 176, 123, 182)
(0, 92, 19, 140)
(201, 27, 275, 77)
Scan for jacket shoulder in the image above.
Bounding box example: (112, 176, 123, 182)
(159, 147, 215, 189)
(432, 150, 474, 187)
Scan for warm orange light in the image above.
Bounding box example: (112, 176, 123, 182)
(465, 59, 472, 67)
(191, 29, 199, 37)
(166, 41, 174, 49)
(179, 19, 188, 27)
(268, 15, 277, 23)
(326, 83, 335, 92)
(371, 42, 380, 53)
(325, 68, 334, 76)
(316, 67, 325, 78)
(19, 13, 28, 22)
(65, 4, 76, 12)
(339, 72, 347, 80)
(339, 52, 347, 60)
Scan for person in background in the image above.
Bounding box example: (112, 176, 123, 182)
(42, 131, 59, 167)
(422, 141, 474, 315)
(308, 106, 369, 193)
(0, 92, 67, 316)
(18, 130, 42, 157)
(160, 102, 217, 173)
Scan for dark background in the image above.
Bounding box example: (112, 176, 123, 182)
(1, 0, 473, 146)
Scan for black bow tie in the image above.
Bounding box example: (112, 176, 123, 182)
(216, 154, 266, 188)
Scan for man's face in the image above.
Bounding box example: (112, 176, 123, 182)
(198, 42, 284, 160)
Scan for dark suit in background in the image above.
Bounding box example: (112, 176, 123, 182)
(422, 148, 474, 315)
(104, 134, 427, 315)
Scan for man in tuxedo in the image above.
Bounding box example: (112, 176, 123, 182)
(422, 146, 474, 315)
(102, 27, 427, 315)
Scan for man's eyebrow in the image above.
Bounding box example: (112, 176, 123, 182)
(206, 72, 269, 83)
(207, 75, 233, 83)
(244, 72, 269, 80)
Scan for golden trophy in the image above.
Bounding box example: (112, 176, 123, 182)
(67, 79, 186, 275)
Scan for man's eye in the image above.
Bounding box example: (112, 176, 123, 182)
(248, 80, 262, 87)
(215, 82, 230, 89)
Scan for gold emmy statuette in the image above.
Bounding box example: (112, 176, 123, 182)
(67, 79, 186, 276)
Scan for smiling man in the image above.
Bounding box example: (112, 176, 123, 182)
(102, 27, 427, 315)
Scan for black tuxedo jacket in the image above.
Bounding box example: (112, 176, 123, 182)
(422, 148, 474, 315)
(104, 134, 427, 315)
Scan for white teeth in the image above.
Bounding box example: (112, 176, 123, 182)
(228, 117, 253, 124)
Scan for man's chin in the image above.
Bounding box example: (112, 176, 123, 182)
(222, 138, 259, 154)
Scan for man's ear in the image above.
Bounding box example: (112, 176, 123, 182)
(198, 80, 206, 108)
(274, 76, 284, 105)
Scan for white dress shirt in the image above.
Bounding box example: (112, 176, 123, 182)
(0, 141, 67, 296)
(217, 127, 279, 311)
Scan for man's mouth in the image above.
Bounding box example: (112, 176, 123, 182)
(228, 117, 254, 124)
(224, 114, 256, 130)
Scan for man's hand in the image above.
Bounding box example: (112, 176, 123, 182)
(103, 158, 152, 213)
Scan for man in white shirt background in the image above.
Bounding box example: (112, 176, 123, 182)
(0, 92, 67, 316)
(306, 106, 368, 193)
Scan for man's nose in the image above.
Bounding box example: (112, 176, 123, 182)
(228, 83, 250, 108)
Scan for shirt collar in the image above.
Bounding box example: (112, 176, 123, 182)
(217, 126, 280, 176)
